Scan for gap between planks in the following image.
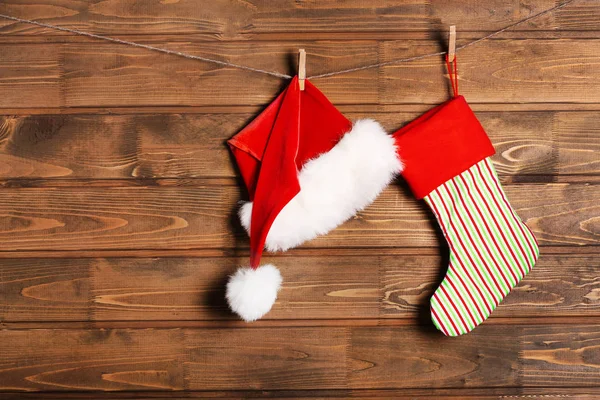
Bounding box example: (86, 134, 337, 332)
(0, 176, 599, 189)
(0, 387, 598, 399)
(5, 103, 600, 116)
(0, 245, 596, 259)
(2, 31, 600, 43)
(4, 316, 600, 330)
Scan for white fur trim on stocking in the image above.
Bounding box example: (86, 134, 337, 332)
(239, 119, 403, 252)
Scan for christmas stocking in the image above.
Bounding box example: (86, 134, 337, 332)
(393, 94, 539, 336)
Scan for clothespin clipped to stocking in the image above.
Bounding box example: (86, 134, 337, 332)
(298, 49, 306, 90)
(448, 25, 456, 63)
(446, 26, 458, 97)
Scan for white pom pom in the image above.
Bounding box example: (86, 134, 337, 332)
(226, 264, 282, 322)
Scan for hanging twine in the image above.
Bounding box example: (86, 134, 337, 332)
(0, 0, 576, 80)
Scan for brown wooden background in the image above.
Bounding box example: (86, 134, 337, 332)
(0, 0, 599, 399)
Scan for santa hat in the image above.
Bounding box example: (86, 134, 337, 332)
(226, 76, 402, 322)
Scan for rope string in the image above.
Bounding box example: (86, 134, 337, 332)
(0, 13, 292, 79)
(308, 0, 576, 79)
(0, 0, 576, 80)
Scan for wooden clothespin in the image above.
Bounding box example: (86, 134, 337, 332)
(298, 49, 306, 90)
(448, 25, 456, 62)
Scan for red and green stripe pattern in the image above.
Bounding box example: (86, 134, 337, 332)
(424, 158, 539, 336)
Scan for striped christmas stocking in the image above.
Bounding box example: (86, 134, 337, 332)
(393, 95, 539, 336)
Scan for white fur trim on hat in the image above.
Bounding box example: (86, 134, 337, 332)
(239, 119, 403, 252)
(226, 264, 282, 322)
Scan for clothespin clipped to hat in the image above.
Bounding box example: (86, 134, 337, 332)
(448, 25, 456, 62)
(298, 49, 306, 90)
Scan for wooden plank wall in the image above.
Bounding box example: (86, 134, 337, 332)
(0, 0, 599, 398)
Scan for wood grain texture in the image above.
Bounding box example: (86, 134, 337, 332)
(0, 110, 586, 180)
(0, 0, 599, 397)
(1, 0, 599, 37)
(0, 44, 60, 109)
(0, 183, 595, 251)
(381, 38, 600, 104)
(1, 254, 599, 322)
(2, 39, 600, 108)
(0, 110, 597, 183)
(2, 325, 600, 391)
(1, 110, 594, 183)
(0, 328, 186, 391)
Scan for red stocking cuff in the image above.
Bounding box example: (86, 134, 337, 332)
(393, 96, 495, 199)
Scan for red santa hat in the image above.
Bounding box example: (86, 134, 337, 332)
(226, 76, 402, 321)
